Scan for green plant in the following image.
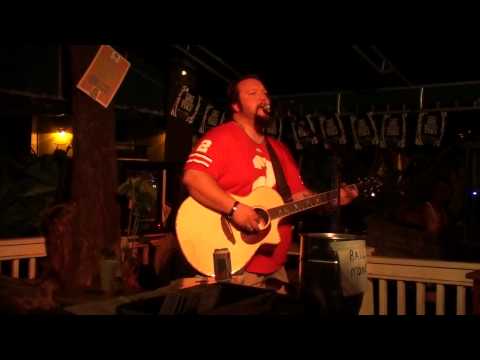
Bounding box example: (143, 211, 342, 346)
(0, 150, 69, 238)
(118, 175, 157, 241)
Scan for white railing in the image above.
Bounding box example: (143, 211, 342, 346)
(359, 255, 480, 315)
(0, 237, 47, 280)
(0, 234, 170, 281)
(121, 233, 173, 274)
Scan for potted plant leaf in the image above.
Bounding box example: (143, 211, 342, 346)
(117, 175, 157, 289)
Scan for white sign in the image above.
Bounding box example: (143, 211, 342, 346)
(330, 240, 368, 296)
(76, 45, 131, 108)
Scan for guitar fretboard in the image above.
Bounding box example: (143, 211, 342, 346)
(267, 184, 359, 220)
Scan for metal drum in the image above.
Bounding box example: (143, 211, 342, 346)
(299, 233, 367, 315)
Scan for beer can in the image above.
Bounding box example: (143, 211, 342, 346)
(213, 248, 232, 281)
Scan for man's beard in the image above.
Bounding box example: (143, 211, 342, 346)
(252, 104, 272, 128)
(237, 102, 272, 128)
(254, 113, 273, 129)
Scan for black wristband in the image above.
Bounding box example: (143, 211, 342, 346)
(226, 201, 240, 218)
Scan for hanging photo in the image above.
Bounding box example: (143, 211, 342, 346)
(198, 104, 221, 134)
(286, 110, 302, 150)
(170, 85, 202, 124)
(415, 111, 447, 147)
(218, 112, 227, 125)
(380, 113, 407, 149)
(290, 113, 318, 149)
(305, 113, 320, 145)
(319, 113, 347, 149)
(351, 112, 379, 150)
(264, 111, 283, 140)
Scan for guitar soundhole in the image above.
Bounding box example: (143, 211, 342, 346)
(240, 207, 271, 245)
(254, 207, 270, 230)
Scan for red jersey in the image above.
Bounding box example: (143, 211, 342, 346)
(184, 121, 307, 274)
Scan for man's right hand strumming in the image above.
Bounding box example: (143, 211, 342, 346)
(183, 169, 263, 233)
(230, 202, 263, 233)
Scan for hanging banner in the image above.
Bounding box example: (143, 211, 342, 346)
(380, 113, 407, 149)
(350, 112, 379, 150)
(264, 111, 283, 140)
(291, 113, 319, 150)
(76, 45, 131, 108)
(415, 111, 447, 147)
(198, 104, 222, 134)
(170, 85, 203, 124)
(305, 113, 320, 145)
(319, 113, 347, 149)
(288, 111, 302, 150)
(218, 112, 227, 125)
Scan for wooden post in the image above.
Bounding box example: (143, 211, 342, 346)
(466, 270, 480, 315)
(59, 45, 121, 290)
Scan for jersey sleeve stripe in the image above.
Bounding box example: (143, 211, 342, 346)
(189, 153, 213, 163)
(186, 159, 211, 168)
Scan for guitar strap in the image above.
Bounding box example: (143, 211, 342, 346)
(264, 137, 293, 203)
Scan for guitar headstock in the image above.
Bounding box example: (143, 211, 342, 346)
(356, 176, 384, 198)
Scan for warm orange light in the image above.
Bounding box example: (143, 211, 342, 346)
(181, 69, 188, 76)
(54, 129, 72, 145)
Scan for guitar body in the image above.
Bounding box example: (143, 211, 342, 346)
(175, 177, 380, 277)
(175, 187, 285, 276)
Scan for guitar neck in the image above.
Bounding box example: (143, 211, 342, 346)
(267, 184, 358, 220)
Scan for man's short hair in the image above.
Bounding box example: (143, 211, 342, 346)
(226, 74, 264, 117)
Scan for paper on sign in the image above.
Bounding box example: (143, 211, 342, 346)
(76, 45, 130, 108)
(330, 240, 368, 296)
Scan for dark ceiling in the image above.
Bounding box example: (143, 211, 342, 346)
(204, 44, 480, 94)
(166, 44, 480, 96)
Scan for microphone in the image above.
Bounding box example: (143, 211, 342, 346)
(261, 103, 271, 115)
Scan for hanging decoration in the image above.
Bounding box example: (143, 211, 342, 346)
(350, 112, 379, 150)
(168, 83, 457, 154)
(218, 112, 227, 125)
(380, 112, 407, 149)
(288, 110, 302, 150)
(264, 110, 283, 140)
(198, 104, 222, 134)
(319, 113, 347, 149)
(305, 113, 320, 145)
(291, 112, 320, 150)
(415, 111, 447, 147)
(170, 85, 202, 124)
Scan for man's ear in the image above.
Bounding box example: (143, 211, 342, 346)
(232, 103, 240, 113)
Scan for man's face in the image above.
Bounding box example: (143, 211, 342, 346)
(233, 78, 271, 121)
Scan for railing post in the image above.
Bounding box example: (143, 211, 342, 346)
(12, 259, 20, 279)
(379, 279, 388, 315)
(416, 283, 426, 315)
(359, 279, 374, 315)
(466, 270, 480, 315)
(397, 281, 406, 315)
(435, 284, 445, 315)
(456, 286, 466, 315)
(28, 258, 37, 280)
